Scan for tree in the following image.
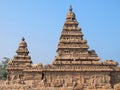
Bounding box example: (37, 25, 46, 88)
(0, 57, 10, 80)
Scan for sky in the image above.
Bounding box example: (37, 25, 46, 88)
(0, 0, 120, 65)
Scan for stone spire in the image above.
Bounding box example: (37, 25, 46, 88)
(53, 6, 100, 65)
(14, 37, 32, 62)
(7, 38, 32, 71)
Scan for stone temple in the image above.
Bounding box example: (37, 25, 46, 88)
(0, 6, 120, 90)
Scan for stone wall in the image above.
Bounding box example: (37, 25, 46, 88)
(44, 71, 112, 89)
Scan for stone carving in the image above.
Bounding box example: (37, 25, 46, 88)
(114, 83, 120, 90)
(53, 80, 63, 87)
(73, 84, 84, 90)
(8, 61, 13, 66)
(102, 83, 111, 89)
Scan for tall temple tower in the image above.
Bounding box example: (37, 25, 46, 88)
(44, 6, 120, 89)
(53, 6, 99, 65)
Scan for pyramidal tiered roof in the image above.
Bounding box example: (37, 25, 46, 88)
(53, 6, 100, 65)
(15, 37, 32, 62)
(7, 37, 32, 70)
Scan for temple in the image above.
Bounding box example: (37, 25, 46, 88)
(0, 6, 120, 90)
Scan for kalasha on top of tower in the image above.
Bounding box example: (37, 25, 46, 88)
(19, 37, 27, 47)
(16, 37, 29, 55)
(66, 5, 76, 21)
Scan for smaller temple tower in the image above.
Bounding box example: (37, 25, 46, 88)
(7, 37, 43, 86)
(7, 38, 32, 82)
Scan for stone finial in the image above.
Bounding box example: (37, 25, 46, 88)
(22, 37, 25, 41)
(69, 5, 73, 12)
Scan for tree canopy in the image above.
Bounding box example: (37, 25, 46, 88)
(0, 57, 10, 79)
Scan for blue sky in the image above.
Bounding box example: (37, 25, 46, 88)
(0, 0, 120, 65)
